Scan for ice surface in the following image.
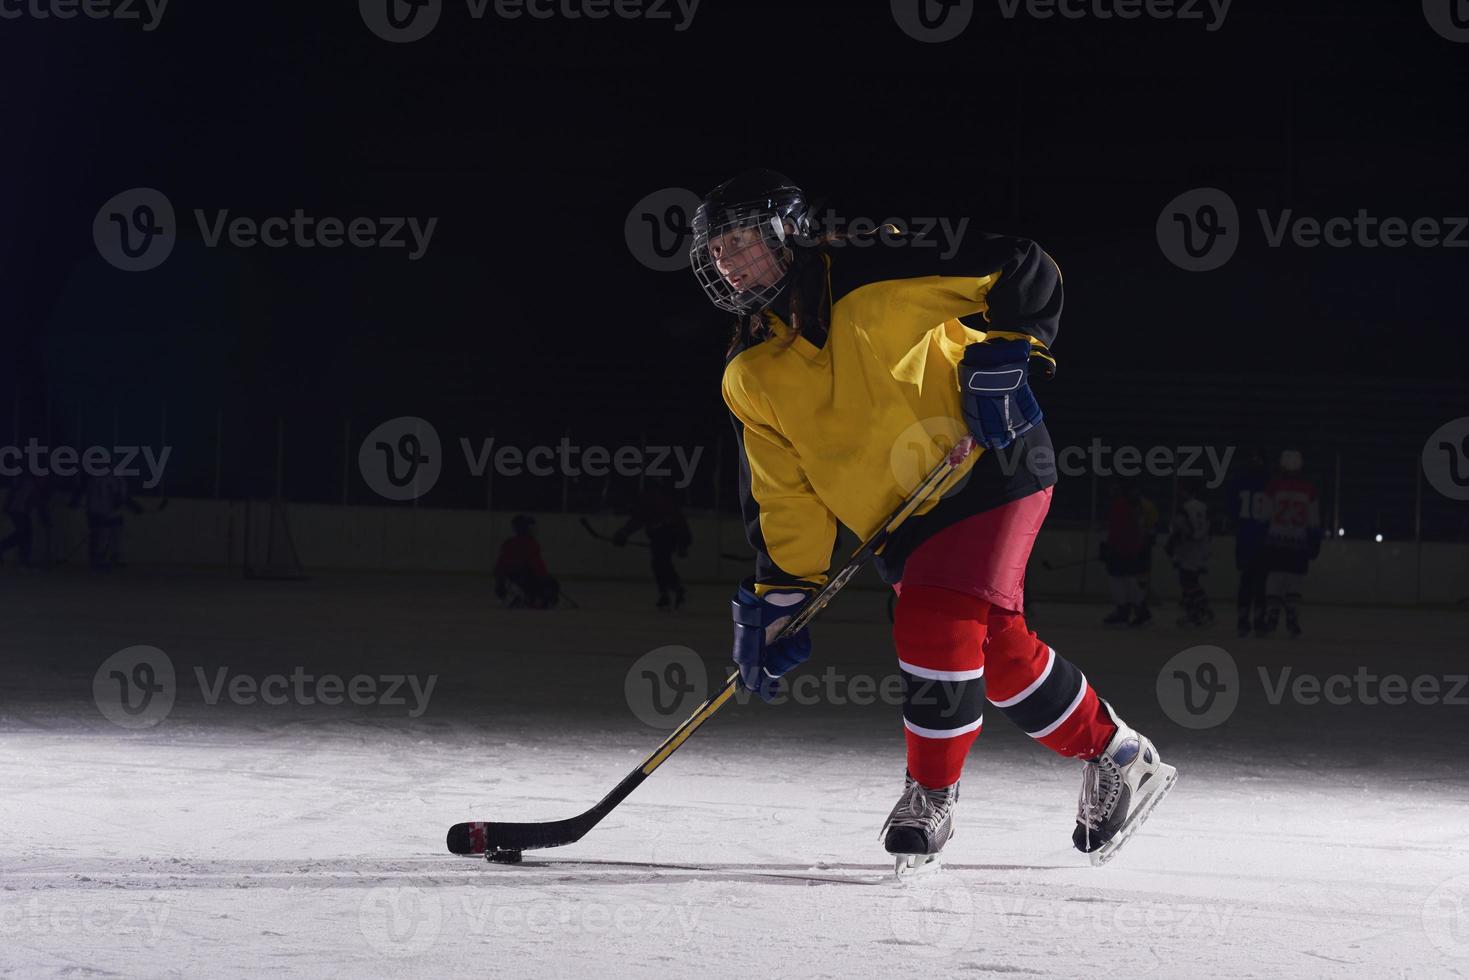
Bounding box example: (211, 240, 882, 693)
(2, 569, 1467, 978)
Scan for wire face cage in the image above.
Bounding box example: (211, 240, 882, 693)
(689, 182, 809, 315)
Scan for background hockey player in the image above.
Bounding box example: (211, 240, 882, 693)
(1230, 448, 1272, 637)
(493, 514, 560, 609)
(0, 474, 51, 568)
(1099, 479, 1158, 628)
(612, 478, 692, 609)
(71, 473, 145, 571)
(1165, 479, 1213, 627)
(691, 169, 1176, 873)
(1258, 450, 1322, 638)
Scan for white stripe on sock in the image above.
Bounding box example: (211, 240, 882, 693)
(1027, 675, 1089, 739)
(898, 659, 985, 682)
(989, 646, 1056, 708)
(903, 716, 984, 740)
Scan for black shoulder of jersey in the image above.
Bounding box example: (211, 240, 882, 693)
(828, 228, 1040, 302)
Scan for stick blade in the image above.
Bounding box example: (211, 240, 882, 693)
(446, 816, 595, 855)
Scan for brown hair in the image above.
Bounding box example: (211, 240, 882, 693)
(725, 241, 835, 357)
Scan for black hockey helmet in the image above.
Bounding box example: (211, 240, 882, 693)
(690, 169, 813, 315)
(511, 513, 535, 535)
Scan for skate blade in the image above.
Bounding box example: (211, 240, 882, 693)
(1090, 764, 1178, 868)
(893, 853, 943, 880)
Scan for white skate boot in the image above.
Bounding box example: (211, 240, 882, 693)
(1073, 702, 1177, 867)
(881, 772, 958, 879)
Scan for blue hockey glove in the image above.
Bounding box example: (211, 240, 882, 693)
(731, 577, 813, 702)
(959, 339, 1044, 450)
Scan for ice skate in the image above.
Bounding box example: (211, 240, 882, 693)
(1285, 610, 1302, 638)
(1127, 604, 1152, 628)
(1073, 703, 1176, 867)
(1255, 608, 1279, 637)
(881, 772, 957, 879)
(1101, 604, 1131, 627)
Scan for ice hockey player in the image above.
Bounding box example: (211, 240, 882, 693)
(1257, 450, 1321, 638)
(690, 169, 1176, 874)
(612, 478, 692, 609)
(0, 474, 50, 568)
(1099, 479, 1158, 628)
(493, 514, 560, 609)
(1229, 448, 1271, 637)
(72, 473, 145, 571)
(1165, 480, 1213, 627)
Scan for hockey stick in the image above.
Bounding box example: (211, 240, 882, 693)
(582, 515, 753, 562)
(580, 516, 648, 548)
(447, 436, 976, 859)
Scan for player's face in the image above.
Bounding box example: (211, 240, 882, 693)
(708, 222, 786, 293)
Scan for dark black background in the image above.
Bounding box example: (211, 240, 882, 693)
(2, 0, 1465, 530)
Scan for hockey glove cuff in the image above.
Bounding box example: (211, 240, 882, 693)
(959, 339, 1044, 450)
(731, 577, 813, 702)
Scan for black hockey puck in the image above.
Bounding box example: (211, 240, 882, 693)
(487, 849, 523, 864)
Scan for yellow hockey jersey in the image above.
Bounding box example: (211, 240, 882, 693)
(722, 233, 1063, 592)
